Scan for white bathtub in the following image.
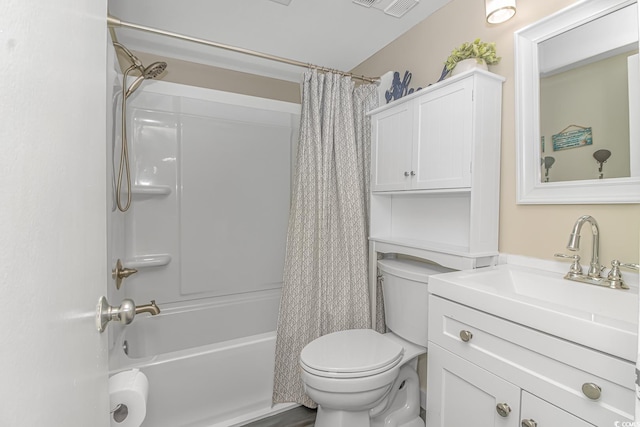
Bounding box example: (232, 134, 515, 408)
(109, 289, 294, 427)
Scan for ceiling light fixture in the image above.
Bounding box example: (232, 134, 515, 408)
(485, 0, 516, 24)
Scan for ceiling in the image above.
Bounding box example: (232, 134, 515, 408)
(108, 0, 451, 82)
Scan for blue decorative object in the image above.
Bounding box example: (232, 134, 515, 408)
(385, 71, 421, 103)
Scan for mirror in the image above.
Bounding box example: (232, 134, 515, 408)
(515, 0, 640, 203)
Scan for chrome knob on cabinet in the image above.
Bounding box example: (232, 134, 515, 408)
(404, 171, 410, 177)
(496, 403, 511, 417)
(459, 330, 473, 342)
(521, 419, 537, 427)
(410, 171, 415, 176)
(582, 382, 602, 400)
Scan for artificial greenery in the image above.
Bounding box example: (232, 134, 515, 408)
(445, 38, 501, 72)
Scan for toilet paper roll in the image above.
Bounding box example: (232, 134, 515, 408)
(109, 369, 149, 427)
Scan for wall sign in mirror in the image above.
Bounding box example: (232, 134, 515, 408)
(515, 0, 640, 203)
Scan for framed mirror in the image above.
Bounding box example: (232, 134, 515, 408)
(515, 0, 640, 203)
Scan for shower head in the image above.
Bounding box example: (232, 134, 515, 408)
(144, 62, 167, 78)
(124, 61, 168, 99)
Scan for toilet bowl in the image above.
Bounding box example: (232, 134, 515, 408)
(299, 258, 452, 427)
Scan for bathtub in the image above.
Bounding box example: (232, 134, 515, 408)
(109, 289, 295, 427)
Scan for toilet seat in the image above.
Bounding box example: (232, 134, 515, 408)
(300, 329, 404, 379)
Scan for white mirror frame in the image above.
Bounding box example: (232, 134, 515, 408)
(514, 0, 640, 204)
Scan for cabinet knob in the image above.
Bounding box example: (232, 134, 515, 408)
(410, 170, 415, 176)
(521, 420, 537, 427)
(582, 382, 602, 400)
(496, 403, 511, 417)
(404, 171, 410, 177)
(459, 330, 473, 342)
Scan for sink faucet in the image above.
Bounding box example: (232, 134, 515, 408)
(566, 215, 602, 278)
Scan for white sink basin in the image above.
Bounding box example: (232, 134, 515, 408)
(429, 264, 638, 361)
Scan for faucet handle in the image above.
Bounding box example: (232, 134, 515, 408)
(554, 253, 583, 277)
(604, 260, 631, 290)
(619, 262, 639, 271)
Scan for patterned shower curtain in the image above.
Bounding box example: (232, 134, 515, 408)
(272, 69, 379, 408)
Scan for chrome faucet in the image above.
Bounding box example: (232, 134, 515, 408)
(566, 215, 602, 278)
(555, 215, 636, 290)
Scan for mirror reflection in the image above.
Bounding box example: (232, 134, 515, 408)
(537, 3, 638, 183)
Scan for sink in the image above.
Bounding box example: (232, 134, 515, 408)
(429, 264, 638, 361)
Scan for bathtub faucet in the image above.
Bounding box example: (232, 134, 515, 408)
(136, 300, 161, 316)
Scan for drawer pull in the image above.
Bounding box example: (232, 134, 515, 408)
(582, 382, 602, 400)
(459, 330, 473, 342)
(496, 403, 511, 417)
(521, 420, 537, 427)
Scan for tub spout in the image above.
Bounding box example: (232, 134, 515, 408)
(136, 300, 161, 316)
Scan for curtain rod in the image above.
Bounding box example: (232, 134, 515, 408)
(107, 15, 379, 84)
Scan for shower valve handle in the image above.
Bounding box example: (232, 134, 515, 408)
(112, 259, 138, 290)
(96, 296, 136, 332)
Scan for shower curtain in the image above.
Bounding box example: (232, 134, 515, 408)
(272, 69, 379, 408)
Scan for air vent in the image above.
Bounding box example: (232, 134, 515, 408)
(384, 0, 419, 17)
(352, 0, 379, 7)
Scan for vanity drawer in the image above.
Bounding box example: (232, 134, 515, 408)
(428, 295, 635, 425)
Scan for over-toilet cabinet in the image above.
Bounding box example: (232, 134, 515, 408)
(371, 75, 474, 192)
(426, 296, 634, 426)
(368, 69, 504, 271)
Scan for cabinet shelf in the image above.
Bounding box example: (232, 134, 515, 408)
(125, 254, 172, 268)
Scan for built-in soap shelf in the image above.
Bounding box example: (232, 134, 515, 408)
(131, 185, 172, 199)
(126, 254, 172, 268)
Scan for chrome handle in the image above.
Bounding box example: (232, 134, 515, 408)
(496, 403, 511, 417)
(112, 259, 138, 290)
(620, 262, 639, 270)
(459, 330, 473, 342)
(96, 296, 135, 332)
(96, 297, 160, 332)
(521, 420, 537, 427)
(410, 171, 415, 176)
(582, 382, 601, 400)
(554, 253, 583, 276)
(404, 171, 410, 177)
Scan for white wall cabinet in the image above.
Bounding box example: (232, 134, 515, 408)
(369, 69, 505, 270)
(426, 296, 634, 427)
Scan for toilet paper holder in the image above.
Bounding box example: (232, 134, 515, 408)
(96, 296, 160, 332)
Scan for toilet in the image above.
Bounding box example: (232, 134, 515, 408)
(299, 258, 452, 427)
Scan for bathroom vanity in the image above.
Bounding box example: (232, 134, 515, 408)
(425, 263, 637, 426)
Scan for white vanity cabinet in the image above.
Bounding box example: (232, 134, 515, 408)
(369, 70, 504, 270)
(426, 295, 635, 426)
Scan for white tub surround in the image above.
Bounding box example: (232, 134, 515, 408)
(108, 79, 300, 426)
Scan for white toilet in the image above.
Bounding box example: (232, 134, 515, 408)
(299, 258, 452, 427)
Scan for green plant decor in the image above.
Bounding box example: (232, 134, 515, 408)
(445, 38, 501, 73)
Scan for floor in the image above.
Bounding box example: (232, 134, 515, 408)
(241, 406, 317, 427)
(241, 406, 427, 427)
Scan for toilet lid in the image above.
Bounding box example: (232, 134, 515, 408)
(300, 329, 404, 378)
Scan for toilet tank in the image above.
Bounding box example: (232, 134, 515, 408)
(377, 258, 453, 346)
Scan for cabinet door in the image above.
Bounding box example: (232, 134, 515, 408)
(426, 344, 520, 427)
(371, 101, 413, 191)
(413, 78, 473, 190)
(520, 392, 595, 427)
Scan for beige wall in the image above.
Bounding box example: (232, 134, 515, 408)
(119, 50, 301, 104)
(352, 0, 640, 266)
